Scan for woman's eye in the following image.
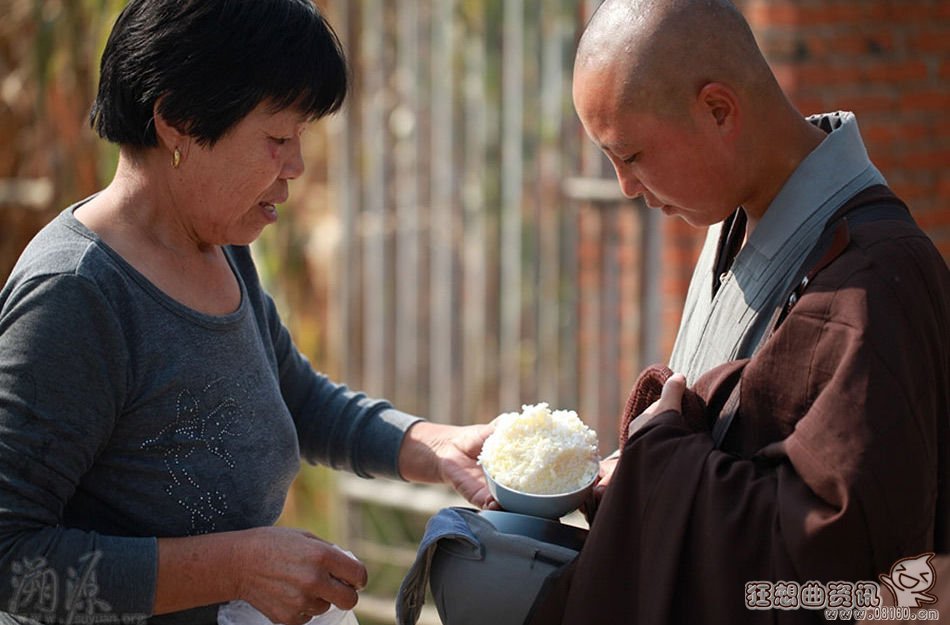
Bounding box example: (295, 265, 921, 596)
(270, 136, 291, 146)
(622, 153, 640, 164)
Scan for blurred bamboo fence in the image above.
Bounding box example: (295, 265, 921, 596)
(319, 0, 658, 436)
(312, 3, 660, 621)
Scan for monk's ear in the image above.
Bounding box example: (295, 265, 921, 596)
(696, 82, 740, 139)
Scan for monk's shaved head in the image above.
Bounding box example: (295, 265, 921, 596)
(572, 0, 829, 227)
(575, 0, 775, 116)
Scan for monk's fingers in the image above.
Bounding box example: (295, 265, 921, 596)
(628, 374, 688, 439)
(656, 373, 686, 412)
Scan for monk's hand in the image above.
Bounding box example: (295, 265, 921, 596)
(627, 373, 686, 439)
(593, 449, 621, 499)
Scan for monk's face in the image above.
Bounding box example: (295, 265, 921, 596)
(572, 66, 741, 227)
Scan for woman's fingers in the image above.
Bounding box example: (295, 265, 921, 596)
(235, 528, 367, 623)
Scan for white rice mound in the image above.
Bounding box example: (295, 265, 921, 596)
(479, 403, 600, 495)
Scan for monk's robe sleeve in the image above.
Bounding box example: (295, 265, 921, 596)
(528, 223, 949, 625)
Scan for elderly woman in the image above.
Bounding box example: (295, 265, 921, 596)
(0, 1, 492, 624)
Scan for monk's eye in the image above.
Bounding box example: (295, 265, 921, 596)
(622, 152, 641, 164)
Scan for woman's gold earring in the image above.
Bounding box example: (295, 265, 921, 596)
(172, 148, 181, 169)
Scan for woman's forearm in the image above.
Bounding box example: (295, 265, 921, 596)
(153, 531, 240, 614)
(154, 526, 367, 623)
(397, 421, 450, 483)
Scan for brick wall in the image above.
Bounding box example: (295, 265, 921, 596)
(658, 0, 950, 360)
(748, 0, 950, 256)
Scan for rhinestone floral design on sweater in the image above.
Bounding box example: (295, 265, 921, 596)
(140, 378, 245, 534)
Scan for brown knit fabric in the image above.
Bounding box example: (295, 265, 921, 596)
(617, 364, 707, 449)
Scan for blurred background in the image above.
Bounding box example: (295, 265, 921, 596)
(2, 0, 947, 622)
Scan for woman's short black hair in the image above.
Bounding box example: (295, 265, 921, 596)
(90, 0, 348, 147)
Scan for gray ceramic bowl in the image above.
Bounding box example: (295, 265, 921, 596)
(478, 509, 588, 551)
(483, 467, 596, 519)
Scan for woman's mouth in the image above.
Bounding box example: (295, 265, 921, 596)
(259, 202, 279, 222)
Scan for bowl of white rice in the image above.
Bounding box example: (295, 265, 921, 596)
(478, 403, 600, 519)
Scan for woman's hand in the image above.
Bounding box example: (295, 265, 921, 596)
(397, 420, 497, 509)
(233, 527, 367, 625)
(155, 527, 367, 625)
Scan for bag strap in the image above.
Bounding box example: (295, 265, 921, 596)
(770, 184, 912, 332)
(711, 378, 742, 449)
(710, 184, 911, 449)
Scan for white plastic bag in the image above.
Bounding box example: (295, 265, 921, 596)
(217, 600, 359, 625)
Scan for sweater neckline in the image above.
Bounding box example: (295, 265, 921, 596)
(63, 196, 250, 328)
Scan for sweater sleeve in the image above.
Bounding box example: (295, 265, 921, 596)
(255, 286, 421, 480)
(0, 274, 157, 623)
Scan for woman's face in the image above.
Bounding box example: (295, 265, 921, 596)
(174, 102, 308, 246)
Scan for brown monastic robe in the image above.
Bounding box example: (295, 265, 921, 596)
(528, 193, 950, 624)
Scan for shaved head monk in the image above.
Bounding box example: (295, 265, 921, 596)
(528, 1, 950, 624)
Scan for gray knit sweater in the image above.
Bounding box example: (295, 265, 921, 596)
(0, 203, 419, 624)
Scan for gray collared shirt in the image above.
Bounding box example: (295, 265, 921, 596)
(669, 111, 887, 384)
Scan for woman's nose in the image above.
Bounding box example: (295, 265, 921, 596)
(282, 139, 306, 180)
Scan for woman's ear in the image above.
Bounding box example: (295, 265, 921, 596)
(152, 98, 189, 159)
(696, 81, 740, 139)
